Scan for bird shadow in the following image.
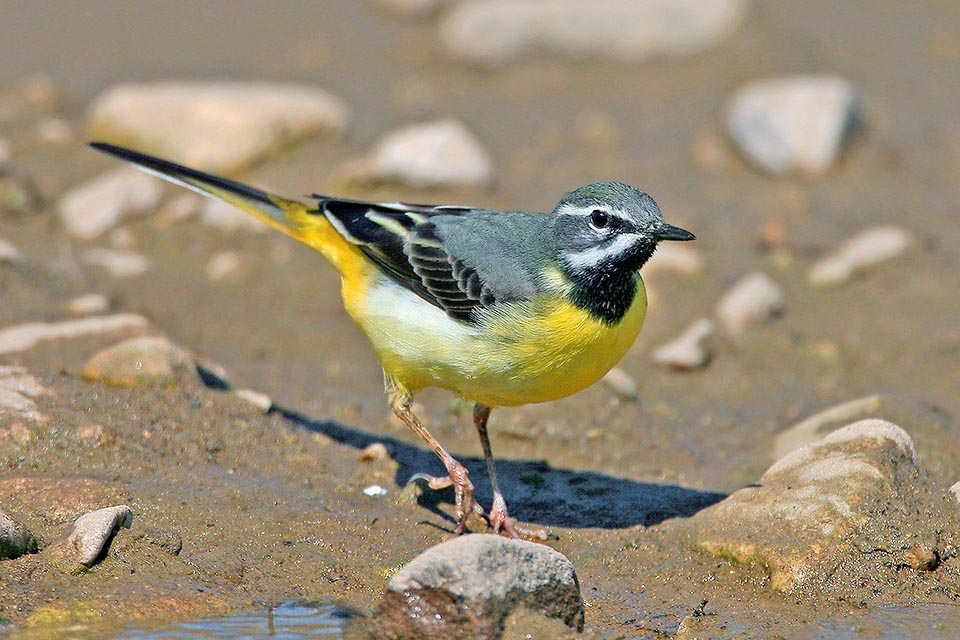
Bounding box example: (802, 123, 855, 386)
(272, 405, 726, 530)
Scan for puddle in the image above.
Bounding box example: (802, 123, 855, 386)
(815, 603, 960, 639)
(112, 603, 347, 640)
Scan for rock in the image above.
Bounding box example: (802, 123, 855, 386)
(66, 293, 110, 316)
(81, 248, 150, 278)
(57, 168, 162, 239)
(652, 318, 714, 370)
(377, 0, 446, 17)
(808, 226, 912, 287)
(772, 394, 954, 462)
(0, 314, 148, 355)
(338, 119, 493, 188)
(726, 75, 860, 174)
(81, 336, 199, 387)
(644, 243, 703, 275)
(693, 419, 956, 594)
(35, 116, 73, 144)
(715, 272, 783, 335)
(360, 442, 391, 462)
(66, 505, 133, 568)
(602, 366, 638, 400)
(951, 481, 960, 505)
(234, 388, 272, 412)
(0, 137, 10, 167)
(363, 484, 389, 497)
(0, 236, 22, 264)
(205, 250, 243, 281)
(439, 0, 748, 66)
(200, 198, 268, 232)
(370, 535, 583, 638)
(87, 81, 350, 174)
(154, 193, 201, 227)
(0, 366, 48, 423)
(0, 508, 39, 559)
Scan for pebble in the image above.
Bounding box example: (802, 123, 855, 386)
(715, 272, 784, 335)
(34, 116, 73, 144)
(338, 119, 493, 188)
(81, 336, 199, 387)
(108, 226, 137, 249)
(154, 193, 201, 227)
(644, 243, 703, 275)
(0, 137, 11, 167)
(0, 366, 48, 423)
(201, 198, 268, 232)
(87, 81, 350, 174)
(0, 236, 22, 264)
(808, 226, 912, 287)
(66, 505, 133, 568)
(363, 484, 389, 497)
(0, 313, 148, 355)
(439, 0, 748, 66)
(951, 481, 960, 505)
(726, 75, 860, 174)
(234, 388, 273, 412)
(66, 293, 111, 315)
(377, 0, 446, 16)
(694, 419, 941, 593)
(370, 535, 583, 637)
(57, 168, 162, 240)
(602, 366, 638, 400)
(81, 248, 150, 278)
(205, 251, 243, 281)
(652, 318, 714, 370)
(359, 442, 391, 462)
(0, 508, 39, 560)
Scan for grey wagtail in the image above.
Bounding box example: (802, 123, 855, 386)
(90, 142, 695, 540)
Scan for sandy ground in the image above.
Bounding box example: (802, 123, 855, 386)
(2, 1, 960, 638)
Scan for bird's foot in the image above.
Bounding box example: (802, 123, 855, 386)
(410, 465, 484, 533)
(486, 492, 553, 541)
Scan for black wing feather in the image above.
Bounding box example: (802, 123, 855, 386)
(316, 197, 497, 322)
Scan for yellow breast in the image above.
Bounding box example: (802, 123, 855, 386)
(349, 270, 648, 408)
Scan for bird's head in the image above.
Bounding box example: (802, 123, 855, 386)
(548, 181, 694, 278)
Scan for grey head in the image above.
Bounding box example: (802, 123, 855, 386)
(547, 181, 694, 323)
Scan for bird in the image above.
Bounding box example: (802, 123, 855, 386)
(89, 141, 695, 540)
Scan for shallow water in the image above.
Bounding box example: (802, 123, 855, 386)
(112, 603, 346, 640)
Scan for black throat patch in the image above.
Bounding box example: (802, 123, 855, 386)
(563, 240, 655, 325)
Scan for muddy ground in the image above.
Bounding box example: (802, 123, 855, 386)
(2, 1, 960, 638)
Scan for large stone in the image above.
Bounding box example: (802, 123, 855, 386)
(87, 81, 350, 174)
(439, 0, 749, 66)
(808, 226, 912, 287)
(0, 314, 148, 356)
(369, 534, 583, 638)
(57, 168, 162, 239)
(694, 419, 957, 594)
(66, 505, 133, 568)
(338, 119, 493, 189)
(81, 336, 198, 387)
(726, 75, 860, 174)
(0, 508, 39, 559)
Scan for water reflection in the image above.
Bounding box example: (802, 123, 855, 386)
(113, 603, 346, 640)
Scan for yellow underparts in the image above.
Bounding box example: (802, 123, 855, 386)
(239, 196, 646, 409)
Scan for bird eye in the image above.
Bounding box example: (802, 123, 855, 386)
(589, 209, 609, 229)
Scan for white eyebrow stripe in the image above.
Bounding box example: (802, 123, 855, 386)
(555, 203, 631, 223)
(561, 233, 638, 270)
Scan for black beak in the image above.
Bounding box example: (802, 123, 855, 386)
(653, 223, 696, 242)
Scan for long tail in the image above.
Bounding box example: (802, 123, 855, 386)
(88, 142, 360, 274)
